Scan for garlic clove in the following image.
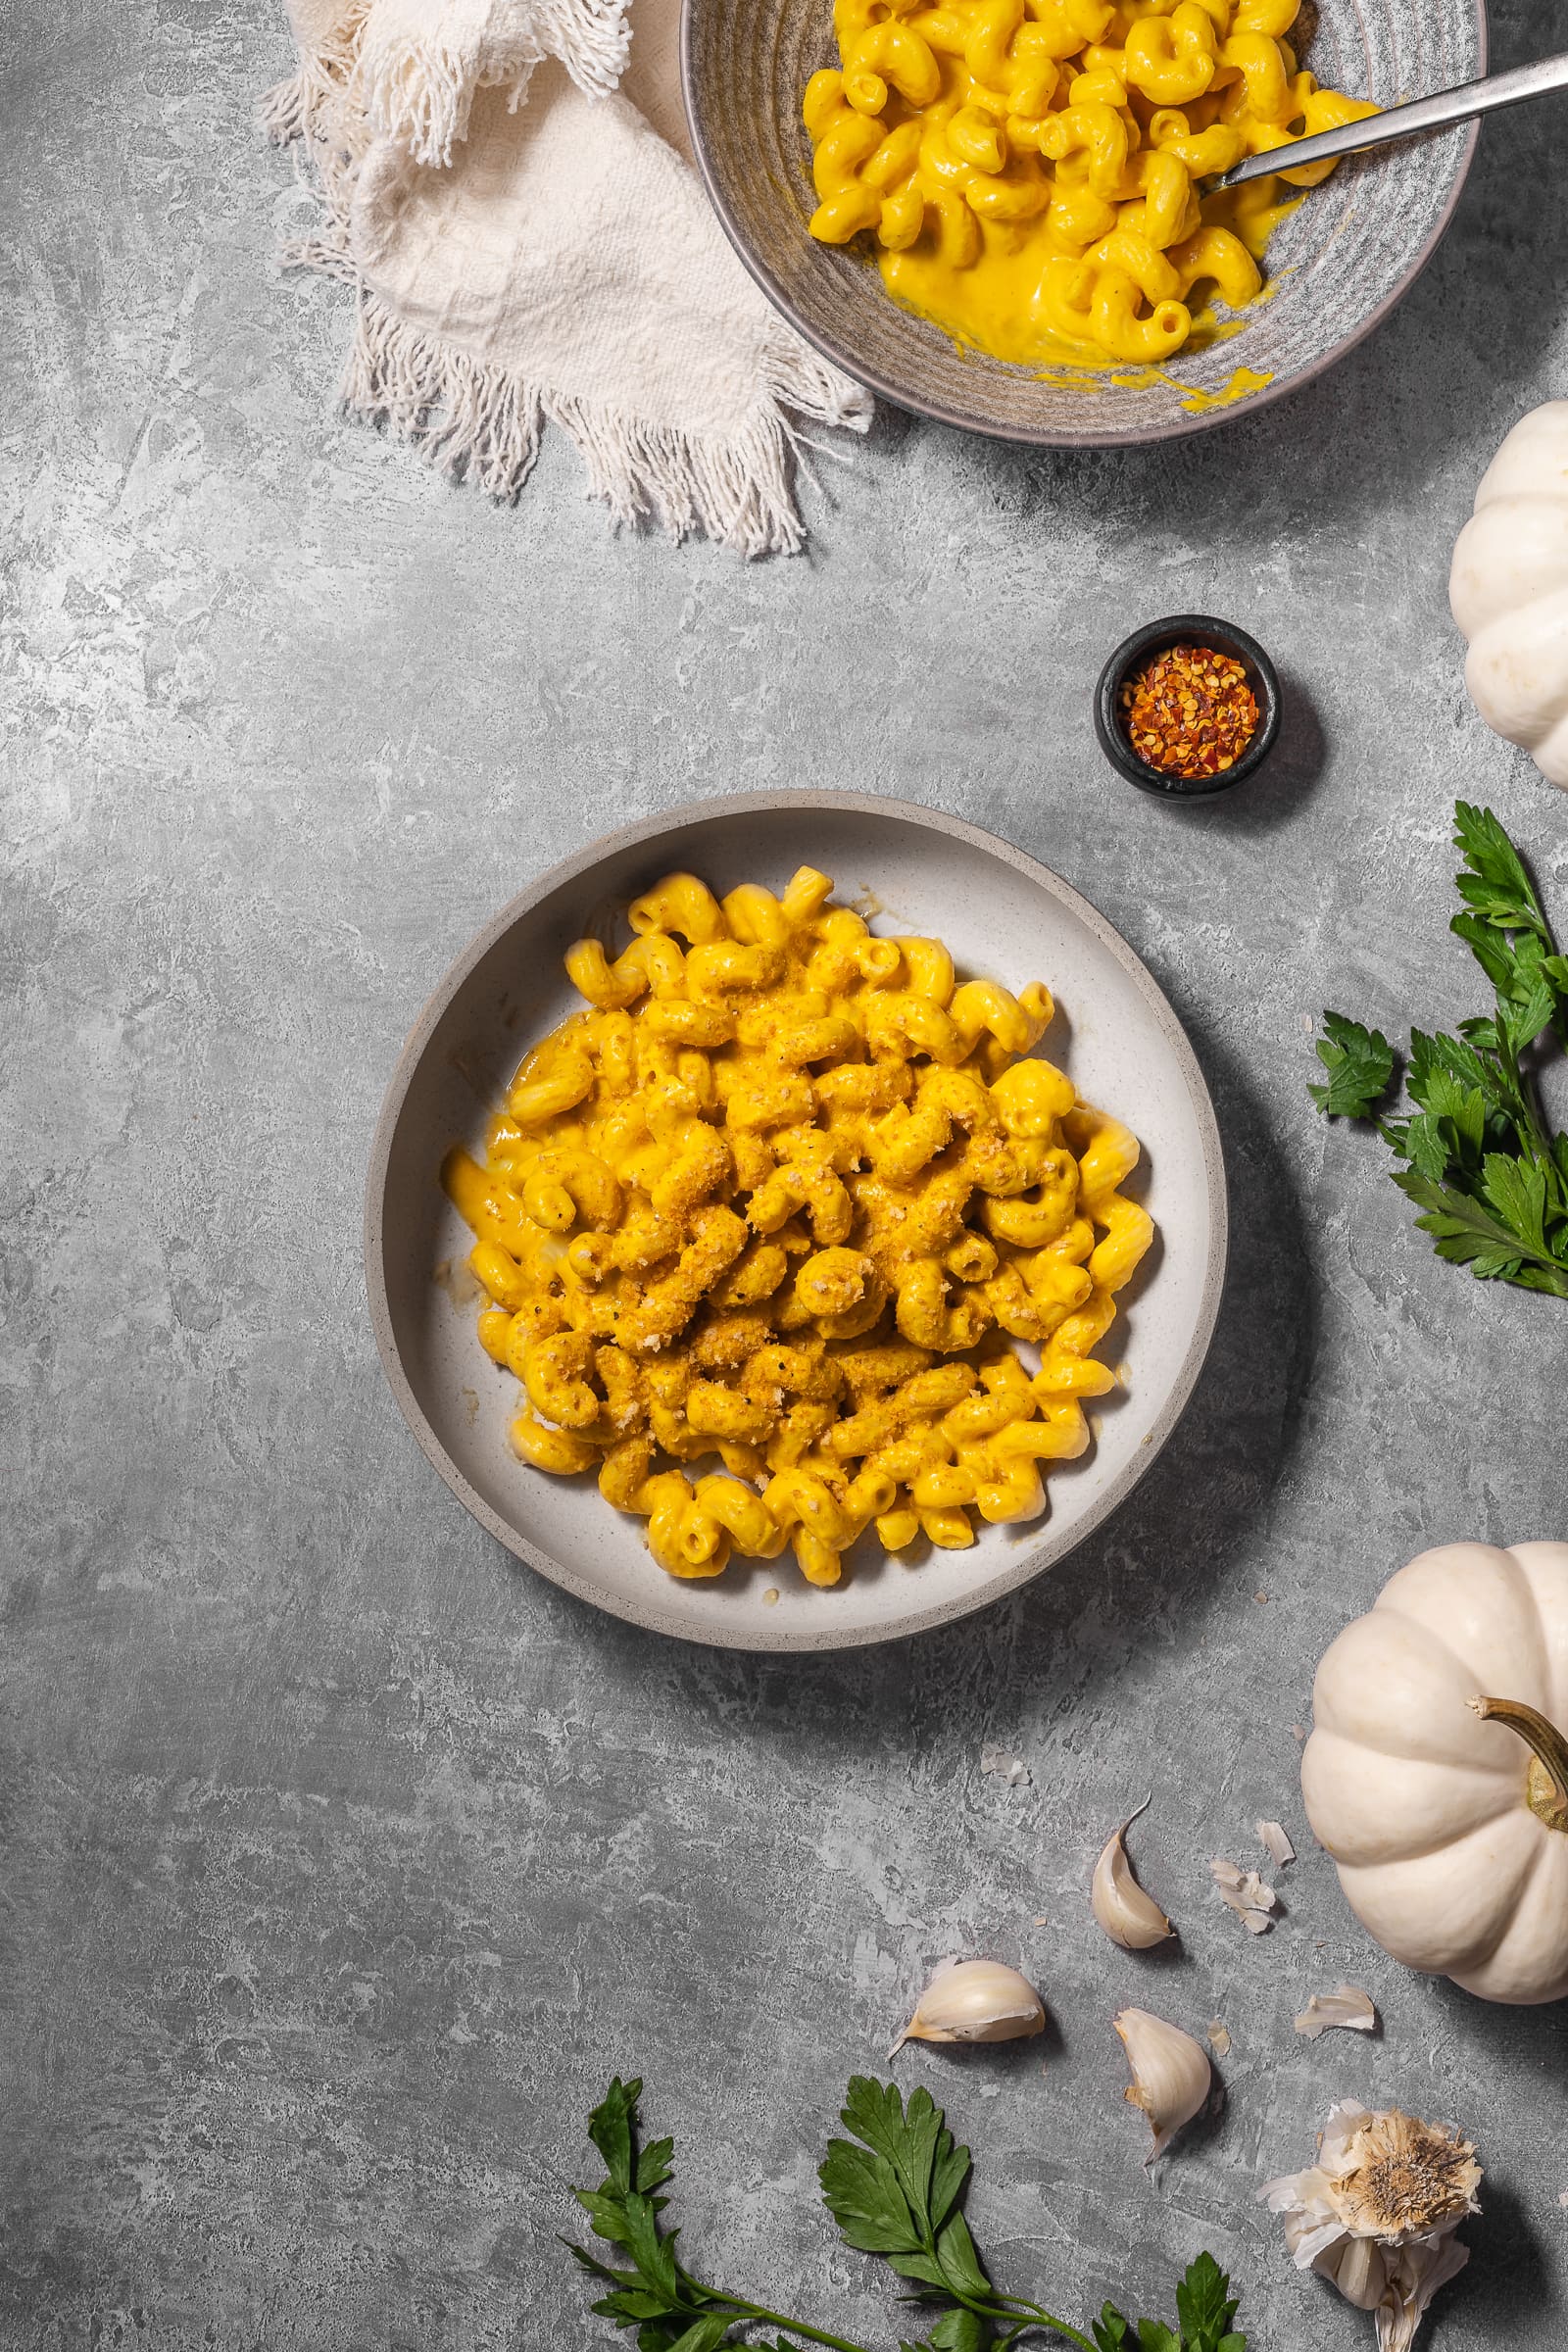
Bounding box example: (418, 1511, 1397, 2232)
(1113, 2007, 1212, 2164)
(1091, 1799, 1176, 1951)
(892, 1958, 1046, 2055)
(1325, 2235, 1388, 2311)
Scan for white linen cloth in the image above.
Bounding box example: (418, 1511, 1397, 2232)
(266, 0, 871, 554)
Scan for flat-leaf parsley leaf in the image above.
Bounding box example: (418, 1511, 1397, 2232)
(1311, 803, 1568, 1298)
(567, 2078, 1246, 2352)
(1308, 1010, 1396, 1119)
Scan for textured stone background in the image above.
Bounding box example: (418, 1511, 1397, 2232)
(4, 1, 1568, 2345)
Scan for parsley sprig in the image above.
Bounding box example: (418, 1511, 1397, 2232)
(1311, 802, 1568, 1297)
(565, 2076, 1245, 2352)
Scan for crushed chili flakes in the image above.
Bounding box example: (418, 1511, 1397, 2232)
(1118, 641, 1259, 781)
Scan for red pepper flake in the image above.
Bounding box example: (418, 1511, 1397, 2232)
(1118, 642, 1259, 781)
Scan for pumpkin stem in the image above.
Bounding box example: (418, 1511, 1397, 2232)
(1469, 1696, 1568, 1834)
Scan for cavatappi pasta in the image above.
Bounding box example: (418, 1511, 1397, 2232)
(443, 869, 1154, 1590)
(803, 0, 1377, 368)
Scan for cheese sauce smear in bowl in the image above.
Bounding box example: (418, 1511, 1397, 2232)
(803, 0, 1376, 370)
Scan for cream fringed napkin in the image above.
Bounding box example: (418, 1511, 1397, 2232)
(265, 0, 872, 555)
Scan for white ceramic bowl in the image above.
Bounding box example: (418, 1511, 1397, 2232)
(367, 794, 1227, 1650)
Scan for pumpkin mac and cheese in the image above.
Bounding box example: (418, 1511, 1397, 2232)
(803, 0, 1377, 368)
(443, 868, 1153, 1590)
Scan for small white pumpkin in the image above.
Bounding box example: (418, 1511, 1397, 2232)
(1450, 401, 1568, 790)
(1302, 1542, 1568, 2005)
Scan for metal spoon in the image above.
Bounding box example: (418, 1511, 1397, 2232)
(1214, 49, 1568, 189)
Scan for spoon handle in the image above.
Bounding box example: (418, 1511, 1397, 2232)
(1216, 49, 1568, 189)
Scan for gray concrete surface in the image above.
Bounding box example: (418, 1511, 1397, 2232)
(5, 2, 1568, 2345)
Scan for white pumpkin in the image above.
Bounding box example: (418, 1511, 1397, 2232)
(1450, 401, 1568, 790)
(1302, 1542, 1568, 2005)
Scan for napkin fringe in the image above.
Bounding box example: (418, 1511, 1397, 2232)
(343, 290, 867, 557)
(261, 7, 371, 147)
(260, 71, 310, 145)
(265, 2, 872, 554)
(356, 0, 632, 168)
(354, 39, 535, 169)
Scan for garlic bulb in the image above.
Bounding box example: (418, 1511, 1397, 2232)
(891, 1958, 1046, 2055)
(1113, 2007, 1211, 2163)
(1091, 1801, 1176, 1951)
(1258, 2101, 1482, 2351)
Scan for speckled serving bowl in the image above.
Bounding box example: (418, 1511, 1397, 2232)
(681, 0, 1484, 445)
(367, 794, 1226, 1653)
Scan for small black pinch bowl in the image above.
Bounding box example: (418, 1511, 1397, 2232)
(1095, 615, 1282, 799)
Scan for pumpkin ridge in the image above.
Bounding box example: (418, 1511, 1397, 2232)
(1305, 1711, 1523, 1775)
(1460, 1835, 1568, 2002)
(1488, 1562, 1556, 1738)
(1454, 1832, 1547, 1974)
(1303, 1728, 1520, 1864)
(1510, 1542, 1568, 1728)
(1338, 1808, 1523, 1867)
(1376, 1590, 1552, 1721)
(1469, 595, 1568, 741)
(1339, 1811, 1544, 1976)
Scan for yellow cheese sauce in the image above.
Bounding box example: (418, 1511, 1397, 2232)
(806, 0, 1375, 373)
(1174, 362, 1275, 410)
(876, 172, 1293, 371)
(441, 865, 1156, 1591)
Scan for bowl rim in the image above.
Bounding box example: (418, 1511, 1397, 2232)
(1094, 613, 1283, 795)
(365, 790, 1230, 1652)
(678, 0, 1487, 449)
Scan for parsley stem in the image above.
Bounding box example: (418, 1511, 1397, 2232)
(984, 2300, 1099, 2352)
(691, 2286, 1101, 2352)
(684, 2281, 872, 2352)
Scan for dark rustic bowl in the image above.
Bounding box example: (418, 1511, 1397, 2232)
(1096, 615, 1282, 796)
(681, 0, 1484, 446)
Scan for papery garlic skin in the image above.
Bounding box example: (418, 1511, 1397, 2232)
(1092, 1807, 1176, 1951)
(981, 1742, 1032, 1788)
(892, 1958, 1046, 2054)
(1259, 2100, 1482, 2352)
(1210, 1855, 1277, 1934)
(1294, 1984, 1378, 2040)
(1257, 1818, 1297, 1869)
(1113, 2007, 1211, 2164)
